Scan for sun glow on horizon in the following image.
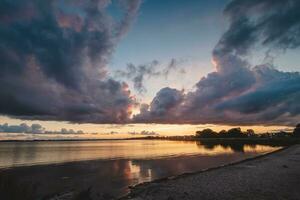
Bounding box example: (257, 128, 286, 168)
(0, 116, 294, 140)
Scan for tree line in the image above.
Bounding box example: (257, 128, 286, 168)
(195, 124, 300, 138)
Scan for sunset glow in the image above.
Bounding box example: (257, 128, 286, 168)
(1, 1, 300, 199)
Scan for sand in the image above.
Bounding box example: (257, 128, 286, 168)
(122, 145, 300, 200)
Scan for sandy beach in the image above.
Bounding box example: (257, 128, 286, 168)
(123, 145, 300, 200)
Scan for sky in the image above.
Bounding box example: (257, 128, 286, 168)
(0, 0, 299, 139)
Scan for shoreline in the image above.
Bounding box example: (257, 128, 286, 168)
(120, 146, 287, 199)
(121, 145, 300, 200)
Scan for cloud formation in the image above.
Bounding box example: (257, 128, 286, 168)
(134, 87, 184, 122)
(1, 0, 299, 126)
(214, 0, 300, 57)
(134, 0, 300, 126)
(0, 123, 85, 134)
(115, 59, 186, 93)
(0, 0, 141, 123)
(101, 130, 159, 136)
(128, 130, 159, 136)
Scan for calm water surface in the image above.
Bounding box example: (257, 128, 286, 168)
(0, 140, 281, 199)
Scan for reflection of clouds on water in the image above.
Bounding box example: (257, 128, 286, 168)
(128, 161, 152, 183)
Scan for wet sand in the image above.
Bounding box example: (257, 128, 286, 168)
(123, 145, 300, 200)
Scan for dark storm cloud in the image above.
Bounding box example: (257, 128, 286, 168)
(115, 59, 186, 93)
(0, 0, 141, 123)
(214, 0, 300, 57)
(215, 66, 300, 125)
(135, 66, 300, 126)
(134, 87, 184, 122)
(134, 0, 300, 126)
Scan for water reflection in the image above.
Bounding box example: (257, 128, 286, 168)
(199, 142, 250, 152)
(0, 140, 281, 199)
(197, 140, 282, 153)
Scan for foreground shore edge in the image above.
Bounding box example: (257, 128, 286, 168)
(121, 145, 300, 200)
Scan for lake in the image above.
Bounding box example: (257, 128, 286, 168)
(0, 140, 281, 199)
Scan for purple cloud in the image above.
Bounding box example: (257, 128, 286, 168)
(134, 0, 300, 126)
(0, 0, 141, 123)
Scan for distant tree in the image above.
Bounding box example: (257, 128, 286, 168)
(227, 128, 246, 138)
(293, 124, 300, 137)
(273, 131, 290, 138)
(259, 132, 272, 138)
(219, 130, 227, 138)
(246, 129, 255, 137)
(196, 128, 217, 138)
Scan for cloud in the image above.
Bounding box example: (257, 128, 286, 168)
(0, 0, 141, 123)
(213, 0, 300, 58)
(100, 130, 159, 136)
(162, 58, 186, 79)
(45, 128, 85, 135)
(134, 0, 300, 126)
(134, 87, 184, 122)
(0, 123, 86, 134)
(115, 59, 186, 93)
(115, 60, 160, 93)
(128, 130, 159, 136)
(1, 0, 299, 126)
(134, 66, 300, 126)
